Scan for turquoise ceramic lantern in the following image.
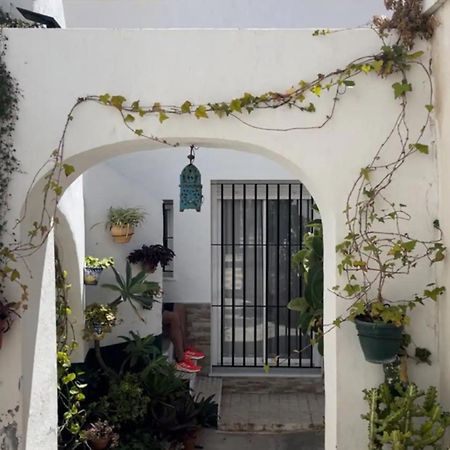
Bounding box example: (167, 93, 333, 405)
(180, 145, 202, 212)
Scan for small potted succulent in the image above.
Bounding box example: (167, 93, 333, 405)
(128, 244, 175, 273)
(106, 207, 146, 244)
(84, 256, 114, 286)
(0, 300, 17, 349)
(82, 419, 119, 450)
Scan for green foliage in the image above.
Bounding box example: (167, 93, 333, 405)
(127, 244, 175, 271)
(83, 303, 118, 341)
(93, 372, 151, 425)
(106, 207, 146, 228)
(288, 220, 324, 354)
(103, 261, 161, 312)
(362, 382, 450, 449)
(84, 255, 114, 269)
(119, 332, 160, 372)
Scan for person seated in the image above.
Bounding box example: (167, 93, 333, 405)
(162, 302, 205, 373)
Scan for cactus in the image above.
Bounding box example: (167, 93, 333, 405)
(362, 382, 450, 449)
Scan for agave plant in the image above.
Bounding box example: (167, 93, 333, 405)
(102, 262, 161, 320)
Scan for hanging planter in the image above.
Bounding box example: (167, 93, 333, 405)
(355, 318, 403, 364)
(105, 207, 146, 244)
(128, 244, 175, 273)
(110, 224, 134, 244)
(84, 256, 114, 285)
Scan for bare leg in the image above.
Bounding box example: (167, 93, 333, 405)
(163, 310, 184, 362)
(174, 304, 189, 349)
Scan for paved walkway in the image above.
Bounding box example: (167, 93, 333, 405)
(198, 429, 324, 450)
(219, 392, 324, 432)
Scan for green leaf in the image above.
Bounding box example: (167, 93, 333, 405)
(410, 143, 429, 154)
(311, 85, 322, 97)
(230, 98, 242, 113)
(159, 111, 169, 123)
(63, 164, 75, 177)
(343, 80, 355, 87)
(371, 60, 384, 73)
(181, 100, 192, 114)
(406, 50, 424, 60)
(392, 81, 412, 99)
(124, 114, 135, 123)
(110, 95, 127, 110)
(99, 93, 111, 104)
(135, 129, 143, 136)
(10, 269, 20, 281)
(263, 364, 270, 374)
(425, 104, 434, 112)
(195, 105, 208, 119)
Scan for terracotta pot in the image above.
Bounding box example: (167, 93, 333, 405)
(89, 436, 110, 450)
(110, 225, 134, 244)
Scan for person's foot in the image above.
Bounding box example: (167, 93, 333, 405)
(184, 347, 206, 360)
(176, 357, 201, 373)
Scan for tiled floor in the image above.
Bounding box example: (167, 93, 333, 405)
(198, 429, 324, 450)
(219, 392, 324, 432)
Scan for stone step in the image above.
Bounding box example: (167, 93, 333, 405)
(193, 375, 223, 414)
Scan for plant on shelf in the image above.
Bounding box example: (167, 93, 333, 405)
(104, 261, 161, 313)
(84, 303, 118, 342)
(0, 299, 18, 349)
(128, 244, 175, 273)
(84, 256, 114, 286)
(81, 419, 119, 450)
(106, 207, 146, 244)
(362, 382, 450, 449)
(288, 220, 324, 355)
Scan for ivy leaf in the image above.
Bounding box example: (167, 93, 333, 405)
(195, 105, 208, 119)
(311, 85, 322, 97)
(99, 93, 111, 104)
(360, 64, 372, 74)
(425, 104, 434, 112)
(406, 50, 424, 60)
(63, 164, 75, 177)
(159, 111, 169, 123)
(230, 99, 242, 113)
(343, 80, 355, 87)
(110, 95, 127, 110)
(135, 129, 143, 136)
(181, 100, 192, 114)
(392, 81, 412, 99)
(124, 114, 135, 123)
(371, 60, 384, 74)
(10, 269, 20, 281)
(410, 143, 429, 154)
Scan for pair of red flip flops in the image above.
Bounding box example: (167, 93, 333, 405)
(175, 347, 205, 373)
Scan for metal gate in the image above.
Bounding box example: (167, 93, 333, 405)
(211, 181, 321, 371)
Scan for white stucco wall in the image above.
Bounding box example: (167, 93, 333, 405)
(433, 0, 450, 418)
(1, 28, 442, 450)
(56, 176, 87, 361)
(63, 0, 385, 29)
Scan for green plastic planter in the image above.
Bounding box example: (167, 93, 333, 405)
(355, 318, 403, 364)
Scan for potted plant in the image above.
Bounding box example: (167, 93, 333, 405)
(82, 419, 119, 450)
(106, 207, 146, 244)
(84, 256, 114, 285)
(335, 183, 445, 364)
(84, 303, 119, 341)
(128, 244, 175, 273)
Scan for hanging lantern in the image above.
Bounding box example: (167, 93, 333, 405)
(179, 145, 203, 212)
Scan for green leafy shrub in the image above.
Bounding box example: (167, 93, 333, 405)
(106, 207, 146, 228)
(84, 256, 114, 269)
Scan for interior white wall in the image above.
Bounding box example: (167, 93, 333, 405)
(84, 147, 297, 303)
(62, 0, 386, 29)
(1, 28, 441, 450)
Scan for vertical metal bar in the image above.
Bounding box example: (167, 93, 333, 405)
(276, 184, 280, 367)
(287, 183, 292, 368)
(254, 183, 258, 367)
(299, 184, 304, 368)
(265, 183, 269, 367)
(309, 197, 315, 368)
(231, 184, 236, 367)
(243, 184, 247, 367)
(220, 184, 224, 367)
